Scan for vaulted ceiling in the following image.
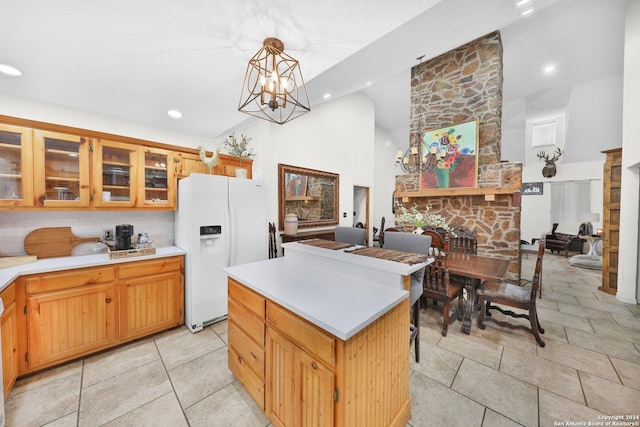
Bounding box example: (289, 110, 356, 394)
(0, 0, 626, 152)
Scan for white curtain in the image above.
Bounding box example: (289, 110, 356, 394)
(550, 181, 591, 224)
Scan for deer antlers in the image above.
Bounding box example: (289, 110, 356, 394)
(537, 147, 564, 164)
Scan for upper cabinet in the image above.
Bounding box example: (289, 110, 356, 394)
(93, 139, 138, 208)
(139, 147, 176, 208)
(0, 123, 33, 207)
(33, 130, 91, 208)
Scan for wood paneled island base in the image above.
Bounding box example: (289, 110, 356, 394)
(227, 277, 411, 427)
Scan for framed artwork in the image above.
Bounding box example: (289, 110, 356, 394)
(419, 119, 479, 190)
(285, 173, 308, 200)
(522, 182, 543, 195)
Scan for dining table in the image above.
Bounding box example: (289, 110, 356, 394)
(446, 252, 510, 334)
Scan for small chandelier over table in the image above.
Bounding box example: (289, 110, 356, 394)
(238, 37, 311, 124)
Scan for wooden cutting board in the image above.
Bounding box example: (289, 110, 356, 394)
(24, 227, 101, 259)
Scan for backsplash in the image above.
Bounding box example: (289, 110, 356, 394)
(0, 211, 174, 256)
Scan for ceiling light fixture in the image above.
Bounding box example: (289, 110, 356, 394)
(323, 93, 332, 99)
(167, 109, 183, 119)
(0, 63, 22, 77)
(238, 37, 310, 125)
(543, 64, 556, 74)
(520, 8, 534, 16)
(515, 0, 532, 7)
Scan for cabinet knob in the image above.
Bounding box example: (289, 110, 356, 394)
(250, 351, 257, 359)
(105, 298, 112, 303)
(311, 361, 318, 370)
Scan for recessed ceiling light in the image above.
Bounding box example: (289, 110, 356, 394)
(167, 109, 183, 119)
(543, 64, 556, 74)
(515, 0, 532, 7)
(520, 8, 534, 16)
(323, 93, 331, 99)
(0, 63, 22, 77)
(366, 81, 373, 87)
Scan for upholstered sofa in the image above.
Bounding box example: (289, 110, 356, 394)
(544, 222, 585, 257)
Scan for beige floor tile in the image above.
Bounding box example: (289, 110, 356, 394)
(536, 307, 594, 332)
(451, 359, 538, 427)
(550, 284, 599, 298)
(5, 373, 81, 427)
(482, 409, 524, 426)
(579, 371, 640, 415)
(210, 318, 228, 335)
(611, 357, 640, 391)
(556, 301, 616, 321)
(576, 297, 636, 316)
(610, 312, 640, 330)
(409, 371, 484, 427)
(499, 346, 584, 404)
(536, 340, 619, 382)
(539, 291, 579, 305)
(9, 360, 82, 395)
(473, 322, 538, 355)
(437, 330, 503, 369)
(42, 412, 79, 427)
(590, 319, 640, 344)
(156, 326, 226, 370)
(78, 359, 172, 426)
(152, 324, 192, 344)
(566, 327, 640, 364)
(410, 337, 463, 387)
(83, 338, 159, 387)
(536, 298, 559, 311)
(185, 381, 270, 427)
(169, 346, 235, 409)
(102, 392, 188, 427)
(538, 389, 605, 426)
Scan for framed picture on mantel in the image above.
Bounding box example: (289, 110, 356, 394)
(419, 119, 479, 190)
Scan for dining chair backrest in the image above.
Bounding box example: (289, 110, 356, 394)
(529, 243, 545, 301)
(423, 253, 450, 295)
(382, 232, 432, 307)
(268, 222, 277, 259)
(421, 227, 446, 254)
(334, 226, 367, 246)
(446, 226, 478, 255)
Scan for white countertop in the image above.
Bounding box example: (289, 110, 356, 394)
(224, 257, 409, 341)
(0, 246, 185, 292)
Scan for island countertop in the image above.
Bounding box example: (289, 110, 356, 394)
(224, 256, 409, 340)
(0, 246, 186, 292)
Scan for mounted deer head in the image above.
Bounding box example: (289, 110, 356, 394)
(537, 147, 564, 178)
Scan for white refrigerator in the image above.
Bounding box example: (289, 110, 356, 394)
(175, 173, 267, 332)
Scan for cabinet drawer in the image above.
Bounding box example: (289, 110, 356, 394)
(0, 282, 15, 305)
(228, 279, 265, 317)
(266, 302, 335, 368)
(117, 257, 181, 279)
(26, 267, 115, 294)
(228, 319, 264, 380)
(229, 346, 265, 410)
(228, 297, 265, 345)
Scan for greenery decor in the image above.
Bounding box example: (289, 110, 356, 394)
(223, 132, 255, 166)
(396, 204, 454, 234)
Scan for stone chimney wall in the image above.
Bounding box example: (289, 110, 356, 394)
(397, 31, 523, 278)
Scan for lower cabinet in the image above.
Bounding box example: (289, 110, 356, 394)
(11, 256, 184, 380)
(1, 283, 19, 396)
(27, 283, 117, 368)
(228, 278, 410, 427)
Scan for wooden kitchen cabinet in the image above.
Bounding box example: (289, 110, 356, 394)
(93, 139, 138, 207)
(117, 258, 183, 340)
(215, 154, 253, 179)
(228, 278, 410, 427)
(25, 268, 117, 369)
(175, 151, 211, 178)
(1, 283, 19, 396)
(0, 123, 33, 207)
(32, 130, 91, 208)
(139, 146, 176, 208)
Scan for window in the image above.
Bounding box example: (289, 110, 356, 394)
(550, 181, 591, 224)
(532, 120, 557, 147)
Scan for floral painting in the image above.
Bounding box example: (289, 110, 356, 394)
(419, 119, 479, 190)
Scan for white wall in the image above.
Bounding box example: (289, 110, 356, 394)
(373, 126, 402, 233)
(617, 0, 640, 304)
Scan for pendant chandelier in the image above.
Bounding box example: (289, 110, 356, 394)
(238, 38, 311, 124)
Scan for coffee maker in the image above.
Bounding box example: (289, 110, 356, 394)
(115, 224, 134, 250)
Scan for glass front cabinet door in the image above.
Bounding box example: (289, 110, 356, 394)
(93, 140, 138, 207)
(139, 147, 175, 208)
(33, 130, 90, 207)
(0, 123, 33, 207)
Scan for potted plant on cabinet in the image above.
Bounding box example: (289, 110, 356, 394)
(223, 132, 255, 178)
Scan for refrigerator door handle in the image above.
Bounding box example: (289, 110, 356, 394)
(227, 198, 233, 266)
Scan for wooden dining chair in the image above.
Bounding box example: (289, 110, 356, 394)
(334, 226, 367, 246)
(268, 222, 278, 259)
(382, 231, 432, 363)
(422, 253, 464, 337)
(476, 243, 546, 347)
(445, 226, 478, 255)
(421, 227, 446, 255)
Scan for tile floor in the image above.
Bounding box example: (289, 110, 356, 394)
(5, 253, 640, 426)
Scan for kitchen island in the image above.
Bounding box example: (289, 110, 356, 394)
(224, 241, 431, 427)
